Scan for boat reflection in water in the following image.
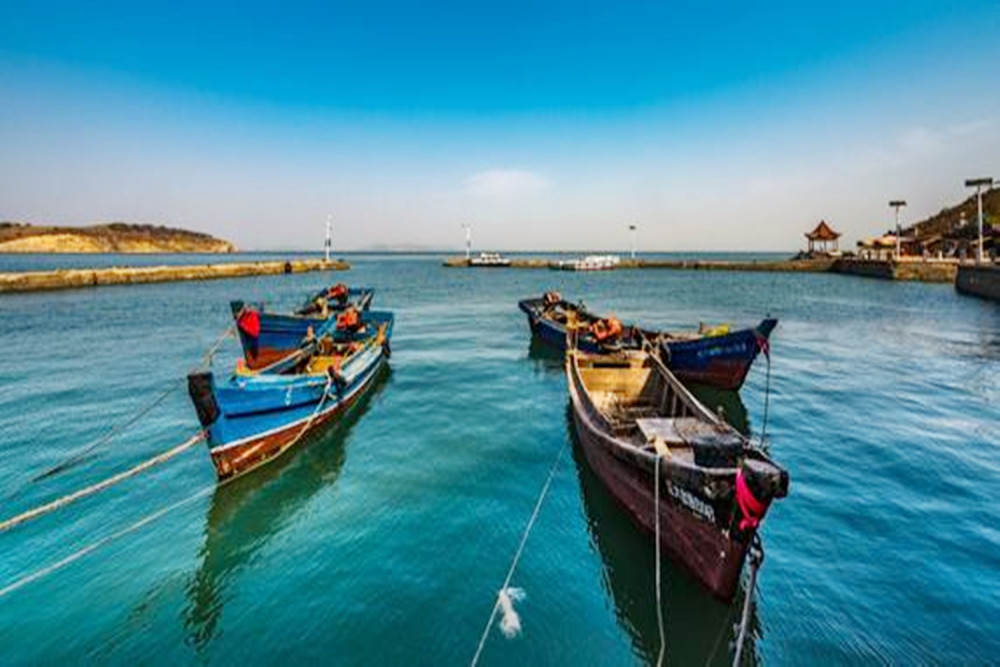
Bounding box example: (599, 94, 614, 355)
(182, 367, 390, 651)
(527, 337, 566, 373)
(568, 396, 761, 666)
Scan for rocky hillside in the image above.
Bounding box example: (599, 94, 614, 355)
(905, 187, 999, 239)
(0, 222, 237, 253)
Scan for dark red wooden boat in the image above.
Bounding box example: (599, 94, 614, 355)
(565, 336, 788, 602)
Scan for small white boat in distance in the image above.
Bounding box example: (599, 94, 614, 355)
(549, 254, 621, 271)
(469, 252, 512, 267)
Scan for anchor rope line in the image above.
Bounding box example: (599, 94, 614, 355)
(18, 322, 235, 487)
(703, 536, 765, 667)
(0, 483, 216, 600)
(1, 339, 370, 598)
(731, 538, 763, 667)
(654, 454, 667, 667)
(760, 352, 772, 445)
(231, 374, 335, 469)
(0, 431, 205, 534)
(470, 439, 568, 667)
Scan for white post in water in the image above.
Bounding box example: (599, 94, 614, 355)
(889, 200, 906, 260)
(629, 224, 637, 260)
(462, 223, 472, 260)
(324, 214, 332, 263)
(965, 177, 994, 263)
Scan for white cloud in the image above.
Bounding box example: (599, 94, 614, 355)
(464, 168, 550, 199)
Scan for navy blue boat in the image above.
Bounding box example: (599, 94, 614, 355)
(188, 310, 393, 480)
(231, 285, 374, 370)
(518, 293, 775, 391)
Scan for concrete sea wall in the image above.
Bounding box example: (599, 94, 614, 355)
(0, 259, 349, 294)
(956, 264, 1000, 302)
(832, 259, 957, 283)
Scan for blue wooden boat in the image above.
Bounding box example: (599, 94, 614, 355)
(518, 293, 776, 391)
(188, 310, 393, 480)
(231, 285, 374, 370)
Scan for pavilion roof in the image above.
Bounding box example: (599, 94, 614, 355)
(805, 220, 842, 241)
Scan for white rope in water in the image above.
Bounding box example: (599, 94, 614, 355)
(0, 484, 215, 599)
(0, 432, 205, 533)
(19, 323, 235, 486)
(470, 440, 568, 667)
(0, 373, 339, 597)
(654, 454, 666, 667)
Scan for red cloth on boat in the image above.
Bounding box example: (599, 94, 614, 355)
(735, 467, 768, 531)
(238, 309, 261, 339)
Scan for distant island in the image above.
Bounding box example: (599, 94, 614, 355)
(0, 222, 237, 254)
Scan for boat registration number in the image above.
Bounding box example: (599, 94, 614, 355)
(669, 484, 716, 523)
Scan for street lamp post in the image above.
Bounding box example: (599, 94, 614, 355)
(462, 223, 472, 260)
(965, 178, 994, 263)
(629, 224, 637, 260)
(324, 214, 332, 263)
(889, 200, 907, 260)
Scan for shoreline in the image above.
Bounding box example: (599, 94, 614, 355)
(442, 255, 968, 283)
(0, 259, 350, 294)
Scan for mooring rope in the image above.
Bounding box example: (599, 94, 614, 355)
(470, 440, 568, 667)
(230, 374, 334, 470)
(731, 537, 763, 667)
(16, 323, 235, 488)
(0, 360, 339, 596)
(0, 483, 216, 599)
(654, 454, 667, 667)
(759, 352, 772, 445)
(0, 431, 205, 534)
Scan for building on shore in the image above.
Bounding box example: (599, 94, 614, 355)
(804, 220, 842, 257)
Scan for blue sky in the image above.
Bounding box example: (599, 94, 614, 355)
(1, 1, 998, 251)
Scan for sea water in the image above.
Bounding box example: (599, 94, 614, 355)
(0, 254, 998, 664)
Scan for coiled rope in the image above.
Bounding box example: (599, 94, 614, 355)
(470, 440, 568, 666)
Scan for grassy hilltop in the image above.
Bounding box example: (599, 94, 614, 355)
(905, 187, 999, 240)
(0, 222, 237, 254)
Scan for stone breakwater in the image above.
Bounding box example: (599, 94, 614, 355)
(0, 259, 349, 294)
(443, 257, 835, 272)
(443, 255, 967, 284)
(956, 264, 1000, 302)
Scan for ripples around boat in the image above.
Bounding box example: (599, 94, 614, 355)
(0, 255, 998, 663)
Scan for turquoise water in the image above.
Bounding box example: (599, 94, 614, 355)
(1, 256, 998, 664)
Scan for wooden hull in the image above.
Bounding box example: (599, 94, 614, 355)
(208, 360, 384, 480)
(519, 297, 775, 391)
(190, 314, 393, 482)
(570, 406, 746, 601)
(564, 350, 756, 602)
(232, 288, 375, 370)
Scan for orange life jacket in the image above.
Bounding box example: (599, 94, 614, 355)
(590, 317, 623, 342)
(336, 307, 361, 331)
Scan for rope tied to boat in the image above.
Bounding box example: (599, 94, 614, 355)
(12, 322, 235, 489)
(470, 440, 568, 666)
(732, 535, 764, 667)
(755, 329, 772, 444)
(653, 453, 667, 667)
(0, 430, 205, 534)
